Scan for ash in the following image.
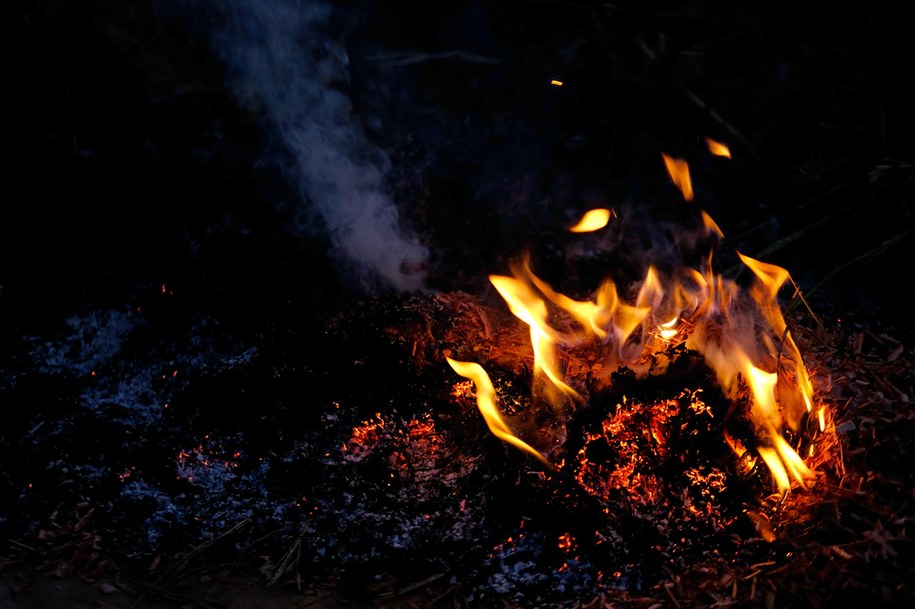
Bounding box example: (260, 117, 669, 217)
(0, 290, 828, 609)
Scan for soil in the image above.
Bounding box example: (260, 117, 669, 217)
(0, 571, 355, 609)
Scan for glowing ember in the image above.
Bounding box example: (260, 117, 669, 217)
(569, 208, 614, 233)
(342, 412, 386, 460)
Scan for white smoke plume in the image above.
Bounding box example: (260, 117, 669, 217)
(190, 0, 427, 291)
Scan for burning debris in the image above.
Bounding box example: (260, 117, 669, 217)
(448, 153, 823, 496)
(427, 149, 851, 602)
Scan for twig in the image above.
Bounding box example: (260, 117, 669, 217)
(267, 526, 305, 587)
(750, 206, 852, 260)
(120, 577, 227, 608)
(662, 581, 683, 609)
(785, 277, 824, 333)
(4, 539, 41, 555)
(680, 86, 757, 158)
(363, 50, 500, 69)
(635, 36, 757, 157)
(131, 518, 251, 609)
(722, 180, 858, 247)
(804, 229, 914, 302)
(376, 573, 445, 600)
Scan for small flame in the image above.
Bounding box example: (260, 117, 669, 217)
(550, 79, 564, 87)
(662, 153, 694, 202)
(700, 210, 724, 238)
(446, 357, 550, 466)
(704, 137, 732, 158)
(658, 316, 679, 340)
(569, 208, 614, 233)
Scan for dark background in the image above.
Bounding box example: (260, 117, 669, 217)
(3, 0, 913, 337)
(0, 3, 913, 603)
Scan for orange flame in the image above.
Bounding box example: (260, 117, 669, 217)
(700, 210, 724, 238)
(569, 208, 614, 233)
(662, 153, 694, 202)
(449, 250, 818, 494)
(704, 137, 732, 158)
(446, 357, 551, 466)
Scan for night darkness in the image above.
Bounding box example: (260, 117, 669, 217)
(2, 1, 914, 608)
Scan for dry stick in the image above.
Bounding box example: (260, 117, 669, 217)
(364, 50, 500, 69)
(662, 581, 683, 609)
(725, 205, 854, 282)
(199, 529, 285, 604)
(680, 86, 757, 158)
(376, 573, 446, 601)
(722, 180, 859, 247)
(752, 206, 852, 260)
(785, 277, 825, 334)
(131, 518, 252, 609)
(635, 37, 757, 157)
(802, 228, 914, 303)
(267, 525, 306, 587)
(4, 539, 40, 555)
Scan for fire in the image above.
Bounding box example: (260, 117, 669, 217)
(662, 153, 694, 201)
(569, 208, 614, 233)
(446, 153, 822, 499)
(446, 357, 551, 466)
(700, 210, 724, 238)
(704, 136, 732, 158)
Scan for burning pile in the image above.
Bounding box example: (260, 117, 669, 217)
(447, 148, 831, 526)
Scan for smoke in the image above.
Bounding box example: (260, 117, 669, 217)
(186, 0, 428, 291)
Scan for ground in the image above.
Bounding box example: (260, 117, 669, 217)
(2, 1, 914, 608)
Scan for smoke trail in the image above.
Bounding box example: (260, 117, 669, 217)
(189, 0, 427, 291)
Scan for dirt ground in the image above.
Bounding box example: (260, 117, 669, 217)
(0, 570, 363, 609)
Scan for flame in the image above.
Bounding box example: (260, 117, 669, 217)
(662, 153, 694, 202)
(658, 316, 679, 340)
(448, 249, 819, 494)
(704, 137, 732, 158)
(569, 208, 614, 233)
(739, 355, 813, 495)
(738, 252, 815, 426)
(700, 210, 724, 238)
(447, 199, 820, 495)
(446, 357, 550, 466)
(490, 271, 581, 408)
